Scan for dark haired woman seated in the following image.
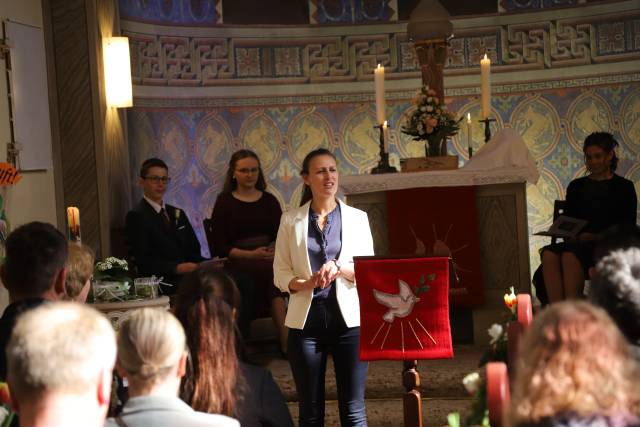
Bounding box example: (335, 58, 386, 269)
(173, 265, 294, 427)
(540, 132, 637, 303)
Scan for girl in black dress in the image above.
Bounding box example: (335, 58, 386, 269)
(541, 132, 637, 302)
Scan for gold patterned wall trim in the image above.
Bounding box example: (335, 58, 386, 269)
(48, 0, 103, 254)
(131, 70, 640, 108)
(121, 0, 640, 86)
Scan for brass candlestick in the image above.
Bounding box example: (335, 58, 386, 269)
(371, 124, 398, 174)
(480, 118, 496, 143)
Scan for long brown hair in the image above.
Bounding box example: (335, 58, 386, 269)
(173, 265, 241, 416)
(222, 149, 267, 194)
(299, 148, 337, 206)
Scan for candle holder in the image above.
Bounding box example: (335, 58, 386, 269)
(468, 146, 473, 159)
(371, 124, 397, 174)
(479, 118, 496, 143)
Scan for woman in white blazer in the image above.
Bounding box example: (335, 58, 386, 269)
(273, 148, 374, 426)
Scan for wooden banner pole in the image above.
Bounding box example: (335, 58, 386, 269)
(403, 359, 423, 427)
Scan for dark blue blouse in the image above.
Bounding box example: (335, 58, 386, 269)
(307, 204, 342, 299)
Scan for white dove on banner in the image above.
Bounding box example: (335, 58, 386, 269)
(373, 280, 420, 323)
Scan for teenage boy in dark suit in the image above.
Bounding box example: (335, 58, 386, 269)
(126, 158, 204, 294)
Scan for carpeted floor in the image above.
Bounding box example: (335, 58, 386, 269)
(249, 342, 484, 426)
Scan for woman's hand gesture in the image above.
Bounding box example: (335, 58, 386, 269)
(289, 273, 320, 293)
(317, 260, 340, 289)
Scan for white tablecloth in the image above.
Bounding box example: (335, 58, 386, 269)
(340, 128, 539, 195)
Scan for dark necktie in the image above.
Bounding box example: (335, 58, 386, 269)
(159, 208, 171, 228)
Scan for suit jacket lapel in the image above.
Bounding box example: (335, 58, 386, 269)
(337, 199, 350, 262)
(294, 202, 313, 278)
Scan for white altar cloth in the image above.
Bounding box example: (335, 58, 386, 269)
(341, 128, 540, 195)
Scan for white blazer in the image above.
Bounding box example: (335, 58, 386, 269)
(273, 199, 375, 329)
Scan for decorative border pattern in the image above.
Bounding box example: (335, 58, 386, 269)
(119, 0, 223, 25)
(309, 0, 398, 24)
(131, 72, 640, 108)
(499, 0, 583, 13)
(124, 12, 640, 86)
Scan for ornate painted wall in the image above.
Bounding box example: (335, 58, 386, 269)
(123, 1, 640, 278)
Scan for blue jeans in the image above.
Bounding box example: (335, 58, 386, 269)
(288, 298, 368, 426)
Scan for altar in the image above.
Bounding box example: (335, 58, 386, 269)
(342, 129, 539, 344)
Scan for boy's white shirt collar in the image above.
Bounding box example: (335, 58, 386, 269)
(143, 195, 164, 214)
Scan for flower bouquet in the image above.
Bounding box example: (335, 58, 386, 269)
(401, 86, 462, 157)
(92, 257, 132, 303)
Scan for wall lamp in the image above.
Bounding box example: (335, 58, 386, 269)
(103, 36, 133, 108)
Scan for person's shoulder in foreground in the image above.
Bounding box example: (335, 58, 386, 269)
(105, 395, 240, 427)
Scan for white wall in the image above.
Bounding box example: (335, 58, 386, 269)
(0, 0, 57, 310)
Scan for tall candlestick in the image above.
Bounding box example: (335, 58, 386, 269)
(466, 113, 472, 158)
(480, 54, 491, 119)
(66, 206, 81, 242)
(374, 64, 386, 125)
(382, 121, 389, 152)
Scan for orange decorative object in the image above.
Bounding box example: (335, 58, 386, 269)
(0, 163, 21, 185)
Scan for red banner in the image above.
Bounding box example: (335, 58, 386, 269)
(355, 256, 453, 361)
(386, 186, 484, 307)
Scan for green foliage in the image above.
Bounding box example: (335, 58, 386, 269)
(413, 274, 433, 295)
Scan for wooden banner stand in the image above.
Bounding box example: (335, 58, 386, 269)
(354, 255, 455, 427)
(403, 359, 422, 427)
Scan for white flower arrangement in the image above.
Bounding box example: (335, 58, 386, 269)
(93, 257, 132, 303)
(462, 372, 481, 395)
(96, 257, 128, 272)
(401, 85, 462, 156)
(487, 323, 504, 345)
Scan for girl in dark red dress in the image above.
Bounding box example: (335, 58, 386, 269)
(210, 150, 287, 354)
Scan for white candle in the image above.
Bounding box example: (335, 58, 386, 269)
(466, 113, 472, 149)
(382, 121, 389, 152)
(374, 64, 386, 125)
(481, 54, 491, 119)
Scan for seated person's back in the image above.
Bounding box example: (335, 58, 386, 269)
(106, 308, 239, 427)
(173, 266, 293, 427)
(0, 222, 68, 380)
(590, 224, 640, 357)
(7, 302, 116, 427)
(509, 301, 640, 427)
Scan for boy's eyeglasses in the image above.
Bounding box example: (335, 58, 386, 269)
(144, 176, 171, 184)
